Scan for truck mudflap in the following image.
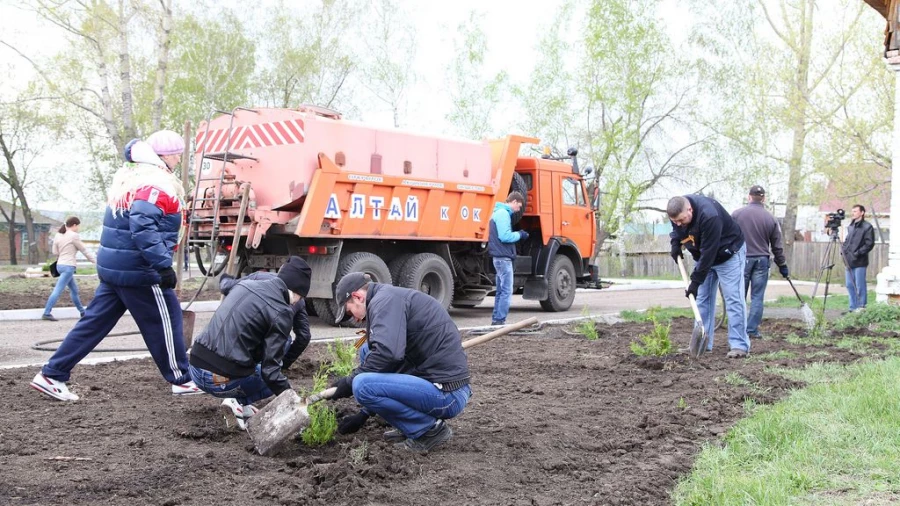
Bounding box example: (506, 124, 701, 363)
(524, 237, 602, 301)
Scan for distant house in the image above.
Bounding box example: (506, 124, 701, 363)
(816, 177, 891, 243)
(0, 201, 62, 263)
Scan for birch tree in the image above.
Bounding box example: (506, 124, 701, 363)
(445, 11, 509, 140)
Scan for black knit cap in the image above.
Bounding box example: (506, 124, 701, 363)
(333, 272, 370, 323)
(277, 256, 312, 297)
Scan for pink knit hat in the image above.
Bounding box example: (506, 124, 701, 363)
(146, 130, 185, 156)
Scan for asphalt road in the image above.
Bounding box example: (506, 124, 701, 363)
(0, 279, 838, 370)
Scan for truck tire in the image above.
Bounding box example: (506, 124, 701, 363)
(540, 254, 576, 312)
(509, 172, 528, 225)
(398, 253, 454, 311)
(388, 253, 414, 286)
(323, 252, 392, 326)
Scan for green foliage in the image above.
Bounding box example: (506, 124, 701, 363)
(677, 397, 688, 410)
(165, 11, 256, 127)
(301, 365, 338, 446)
(445, 11, 509, 139)
(575, 319, 599, 340)
(326, 339, 357, 377)
(674, 357, 900, 505)
(348, 441, 369, 466)
(620, 306, 692, 324)
(630, 314, 672, 357)
(834, 303, 900, 333)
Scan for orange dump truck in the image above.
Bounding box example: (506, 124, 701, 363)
(189, 106, 600, 324)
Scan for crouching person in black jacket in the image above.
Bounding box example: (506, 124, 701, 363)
(188, 256, 312, 430)
(328, 272, 472, 453)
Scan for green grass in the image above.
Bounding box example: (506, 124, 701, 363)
(620, 306, 692, 323)
(833, 303, 900, 333)
(764, 291, 875, 310)
(673, 358, 900, 505)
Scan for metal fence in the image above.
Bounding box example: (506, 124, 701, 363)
(596, 243, 889, 281)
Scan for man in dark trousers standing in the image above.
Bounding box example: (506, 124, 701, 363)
(668, 194, 749, 358)
(325, 272, 472, 453)
(732, 185, 789, 339)
(188, 256, 313, 430)
(841, 204, 876, 312)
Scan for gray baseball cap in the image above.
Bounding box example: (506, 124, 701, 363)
(333, 272, 371, 323)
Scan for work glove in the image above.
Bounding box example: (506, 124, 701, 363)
(670, 243, 683, 263)
(685, 280, 700, 299)
(778, 265, 789, 278)
(158, 267, 177, 290)
(337, 411, 371, 435)
(330, 376, 353, 400)
(519, 230, 530, 241)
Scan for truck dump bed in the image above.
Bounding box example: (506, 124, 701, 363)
(192, 108, 529, 246)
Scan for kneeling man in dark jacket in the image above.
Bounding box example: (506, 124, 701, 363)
(328, 272, 472, 453)
(189, 256, 312, 430)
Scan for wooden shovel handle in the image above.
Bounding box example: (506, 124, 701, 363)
(676, 256, 703, 323)
(462, 316, 539, 349)
(305, 386, 337, 405)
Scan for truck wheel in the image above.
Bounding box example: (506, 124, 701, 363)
(323, 252, 392, 326)
(398, 253, 454, 311)
(388, 253, 414, 286)
(509, 172, 528, 225)
(540, 255, 576, 312)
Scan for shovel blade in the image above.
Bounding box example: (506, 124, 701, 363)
(247, 389, 311, 456)
(689, 322, 708, 359)
(800, 304, 817, 331)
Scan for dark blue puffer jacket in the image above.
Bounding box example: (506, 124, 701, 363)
(97, 186, 183, 287)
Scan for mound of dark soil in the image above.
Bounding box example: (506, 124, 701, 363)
(0, 319, 867, 505)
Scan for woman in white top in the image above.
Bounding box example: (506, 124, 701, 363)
(43, 217, 96, 321)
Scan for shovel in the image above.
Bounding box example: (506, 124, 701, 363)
(247, 316, 540, 456)
(786, 276, 817, 331)
(676, 256, 709, 359)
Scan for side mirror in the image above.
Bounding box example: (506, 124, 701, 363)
(582, 165, 594, 178)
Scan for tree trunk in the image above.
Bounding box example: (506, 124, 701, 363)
(0, 204, 17, 265)
(152, 0, 173, 131)
(118, 0, 136, 142)
(782, 0, 814, 262)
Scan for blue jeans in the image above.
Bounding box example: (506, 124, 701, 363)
(696, 244, 749, 353)
(354, 342, 471, 439)
(353, 373, 471, 439)
(845, 267, 868, 310)
(492, 257, 514, 323)
(44, 264, 84, 315)
(189, 364, 273, 405)
(744, 256, 769, 336)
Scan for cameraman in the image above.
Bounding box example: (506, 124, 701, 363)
(840, 205, 875, 312)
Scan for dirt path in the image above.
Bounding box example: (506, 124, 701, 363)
(0, 318, 865, 505)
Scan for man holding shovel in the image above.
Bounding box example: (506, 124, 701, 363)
(732, 185, 789, 339)
(326, 272, 472, 453)
(668, 195, 749, 358)
(188, 256, 313, 430)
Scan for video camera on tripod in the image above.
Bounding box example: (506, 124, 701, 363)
(825, 208, 845, 233)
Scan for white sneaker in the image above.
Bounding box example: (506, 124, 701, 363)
(171, 380, 204, 396)
(220, 398, 258, 431)
(30, 373, 79, 401)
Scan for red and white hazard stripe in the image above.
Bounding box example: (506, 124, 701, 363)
(194, 118, 306, 153)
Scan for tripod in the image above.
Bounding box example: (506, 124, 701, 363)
(810, 227, 848, 317)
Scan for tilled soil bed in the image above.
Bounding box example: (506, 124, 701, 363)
(0, 319, 867, 505)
